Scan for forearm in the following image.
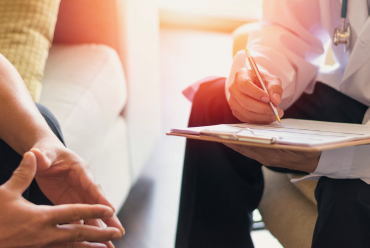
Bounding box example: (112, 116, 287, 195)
(0, 54, 61, 156)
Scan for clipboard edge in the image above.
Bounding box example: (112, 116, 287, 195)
(166, 132, 370, 152)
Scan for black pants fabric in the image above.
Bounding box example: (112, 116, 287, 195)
(0, 103, 64, 205)
(175, 78, 370, 248)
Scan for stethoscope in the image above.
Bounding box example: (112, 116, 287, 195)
(333, 0, 351, 51)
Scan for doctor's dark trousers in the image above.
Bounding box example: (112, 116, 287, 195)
(175, 78, 370, 248)
(0, 104, 61, 205)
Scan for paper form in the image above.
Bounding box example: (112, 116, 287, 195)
(170, 119, 370, 147)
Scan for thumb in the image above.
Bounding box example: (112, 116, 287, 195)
(4, 152, 37, 195)
(30, 148, 52, 171)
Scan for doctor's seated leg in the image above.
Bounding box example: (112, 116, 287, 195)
(312, 177, 370, 248)
(0, 103, 64, 205)
(176, 77, 370, 248)
(176, 77, 264, 248)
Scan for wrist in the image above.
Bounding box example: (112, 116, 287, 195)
(31, 137, 67, 171)
(18, 128, 61, 153)
(306, 152, 322, 173)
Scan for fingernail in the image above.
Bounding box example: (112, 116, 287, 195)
(22, 153, 33, 165)
(103, 210, 113, 218)
(273, 93, 281, 103)
(112, 215, 125, 235)
(261, 97, 269, 103)
(279, 109, 284, 116)
(96, 244, 108, 248)
(111, 231, 122, 240)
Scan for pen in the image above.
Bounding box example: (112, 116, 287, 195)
(245, 48, 281, 124)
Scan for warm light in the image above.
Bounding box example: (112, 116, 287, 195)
(157, 0, 263, 21)
(157, 0, 214, 11)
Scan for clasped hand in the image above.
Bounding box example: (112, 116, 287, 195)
(0, 151, 123, 247)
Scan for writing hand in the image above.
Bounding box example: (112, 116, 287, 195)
(0, 152, 123, 248)
(228, 68, 284, 124)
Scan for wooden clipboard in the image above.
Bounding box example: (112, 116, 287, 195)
(166, 132, 370, 152)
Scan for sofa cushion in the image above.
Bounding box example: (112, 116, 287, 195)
(40, 44, 127, 161)
(88, 116, 131, 210)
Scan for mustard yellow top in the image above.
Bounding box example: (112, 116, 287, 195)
(0, 0, 60, 102)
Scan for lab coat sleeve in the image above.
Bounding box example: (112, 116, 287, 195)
(226, 0, 330, 110)
(308, 145, 370, 184)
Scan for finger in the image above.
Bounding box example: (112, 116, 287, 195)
(72, 161, 124, 234)
(47, 241, 107, 248)
(4, 152, 37, 194)
(263, 73, 283, 105)
(229, 87, 275, 115)
(30, 148, 52, 171)
(69, 220, 84, 225)
(234, 68, 270, 102)
(230, 97, 282, 123)
(49, 204, 114, 224)
(84, 201, 124, 236)
(78, 167, 115, 212)
(84, 219, 115, 248)
(229, 94, 283, 117)
(84, 218, 102, 228)
(54, 224, 122, 243)
(101, 216, 125, 236)
(232, 109, 273, 124)
(80, 171, 124, 234)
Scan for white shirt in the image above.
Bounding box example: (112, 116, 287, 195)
(225, 0, 370, 184)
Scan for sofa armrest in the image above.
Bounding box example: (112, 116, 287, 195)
(54, 0, 161, 180)
(54, 0, 125, 59)
(54, 0, 161, 97)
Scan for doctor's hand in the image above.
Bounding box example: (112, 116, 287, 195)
(228, 68, 284, 124)
(0, 151, 123, 248)
(224, 143, 321, 173)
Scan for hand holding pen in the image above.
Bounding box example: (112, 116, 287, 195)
(228, 49, 284, 124)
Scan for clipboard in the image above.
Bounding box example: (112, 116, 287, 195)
(166, 119, 370, 152)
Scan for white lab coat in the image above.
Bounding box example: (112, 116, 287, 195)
(226, 0, 370, 183)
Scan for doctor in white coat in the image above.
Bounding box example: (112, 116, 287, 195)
(176, 1, 370, 248)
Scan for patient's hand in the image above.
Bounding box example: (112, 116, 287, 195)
(228, 68, 284, 124)
(31, 139, 125, 248)
(0, 152, 122, 247)
(224, 143, 321, 173)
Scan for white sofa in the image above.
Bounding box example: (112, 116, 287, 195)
(39, 0, 161, 211)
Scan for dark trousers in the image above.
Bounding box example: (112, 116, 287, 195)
(175, 78, 370, 248)
(0, 103, 64, 205)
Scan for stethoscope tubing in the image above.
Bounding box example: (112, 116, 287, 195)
(341, 0, 348, 18)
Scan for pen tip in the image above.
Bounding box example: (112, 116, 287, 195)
(277, 115, 281, 124)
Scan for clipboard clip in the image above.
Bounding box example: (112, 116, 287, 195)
(200, 130, 238, 140)
(246, 128, 256, 135)
(200, 128, 278, 144)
